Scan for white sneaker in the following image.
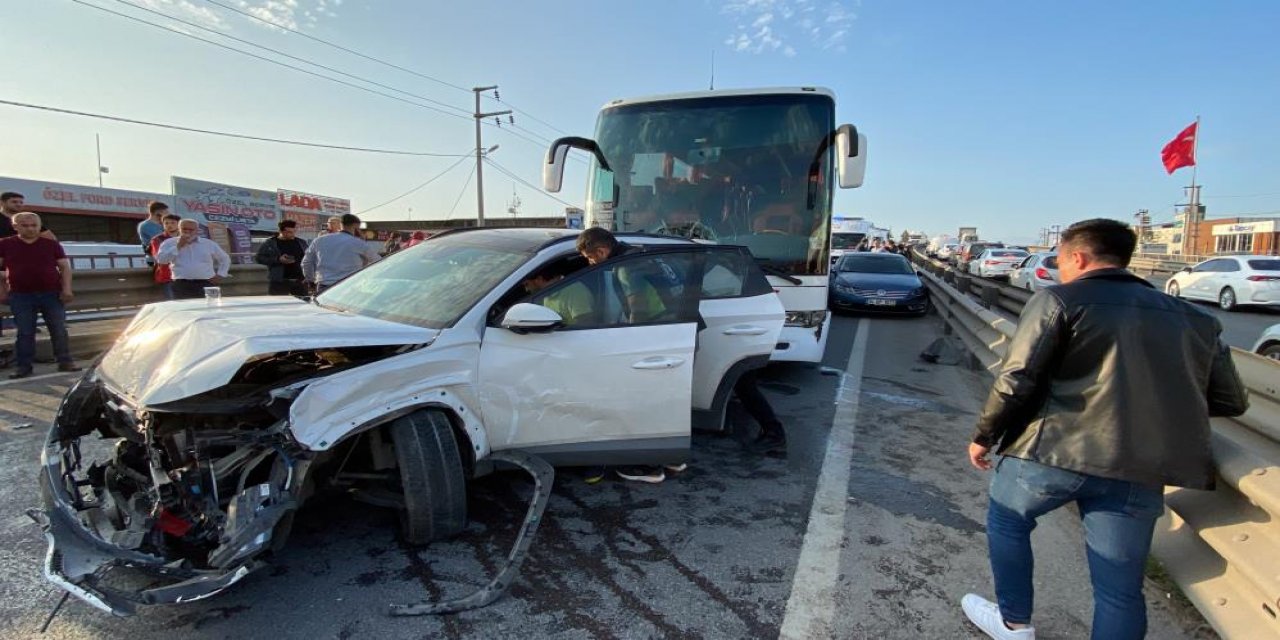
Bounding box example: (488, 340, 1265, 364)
(961, 594, 1035, 639)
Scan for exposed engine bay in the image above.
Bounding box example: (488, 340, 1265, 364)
(35, 346, 404, 615)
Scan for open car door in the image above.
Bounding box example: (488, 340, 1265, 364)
(478, 249, 703, 466)
(691, 246, 785, 430)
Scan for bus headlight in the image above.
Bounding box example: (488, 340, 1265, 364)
(785, 310, 828, 327)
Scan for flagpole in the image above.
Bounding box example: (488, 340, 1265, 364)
(1188, 115, 1201, 256)
(1190, 115, 1199, 190)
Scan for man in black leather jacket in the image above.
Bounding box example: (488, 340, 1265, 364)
(960, 219, 1248, 640)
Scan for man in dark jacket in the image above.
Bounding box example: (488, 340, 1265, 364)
(255, 219, 309, 297)
(960, 219, 1249, 640)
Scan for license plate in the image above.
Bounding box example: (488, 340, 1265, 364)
(868, 299, 897, 306)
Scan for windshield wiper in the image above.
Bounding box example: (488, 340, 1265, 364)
(756, 262, 803, 285)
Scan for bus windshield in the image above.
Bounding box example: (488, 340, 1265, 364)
(587, 93, 836, 276)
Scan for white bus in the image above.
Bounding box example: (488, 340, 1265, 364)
(542, 87, 867, 363)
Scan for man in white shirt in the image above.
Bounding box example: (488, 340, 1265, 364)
(302, 213, 380, 294)
(155, 219, 231, 299)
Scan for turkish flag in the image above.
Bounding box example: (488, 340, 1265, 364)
(1161, 121, 1197, 174)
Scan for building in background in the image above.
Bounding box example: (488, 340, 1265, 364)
(1209, 218, 1279, 255)
(0, 176, 170, 243)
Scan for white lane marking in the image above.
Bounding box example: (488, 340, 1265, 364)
(780, 317, 869, 640)
(0, 370, 79, 388)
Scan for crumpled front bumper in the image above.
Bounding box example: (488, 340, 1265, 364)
(33, 431, 257, 616)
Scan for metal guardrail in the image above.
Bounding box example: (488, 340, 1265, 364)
(912, 248, 1280, 639)
(66, 263, 270, 316)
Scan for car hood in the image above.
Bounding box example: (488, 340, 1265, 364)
(99, 297, 438, 406)
(832, 272, 922, 290)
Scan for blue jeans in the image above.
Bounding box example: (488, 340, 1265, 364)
(987, 456, 1164, 640)
(8, 291, 73, 371)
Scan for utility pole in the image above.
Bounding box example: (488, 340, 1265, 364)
(1181, 115, 1203, 256)
(95, 134, 105, 187)
(473, 86, 512, 227)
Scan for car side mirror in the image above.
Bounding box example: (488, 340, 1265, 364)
(1181, 267, 1192, 273)
(501, 303, 563, 333)
(916, 270, 923, 276)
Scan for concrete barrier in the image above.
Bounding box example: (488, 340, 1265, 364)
(912, 248, 1280, 639)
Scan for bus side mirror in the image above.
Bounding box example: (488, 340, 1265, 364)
(543, 137, 612, 193)
(835, 124, 867, 189)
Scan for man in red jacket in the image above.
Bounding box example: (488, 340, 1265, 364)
(0, 212, 81, 378)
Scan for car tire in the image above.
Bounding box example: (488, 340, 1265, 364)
(1167, 281, 1180, 298)
(1219, 287, 1237, 312)
(390, 409, 468, 545)
(1259, 344, 1280, 361)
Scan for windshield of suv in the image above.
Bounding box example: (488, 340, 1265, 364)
(588, 93, 836, 276)
(836, 255, 914, 275)
(316, 235, 532, 329)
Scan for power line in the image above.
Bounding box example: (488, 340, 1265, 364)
(485, 158, 578, 208)
(493, 99, 571, 137)
(201, 0, 574, 141)
(446, 163, 478, 219)
(357, 155, 471, 214)
(486, 123, 589, 166)
(67, 0, 471, 123)
(0, 99, 468, 156)
(110, 0, 472, 118)
(201, 0, 473, 95)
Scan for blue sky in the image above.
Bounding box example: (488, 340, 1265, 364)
(3, 0, 1278, 243)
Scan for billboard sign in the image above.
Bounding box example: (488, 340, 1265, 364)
(172, 176, 279, 262)
(0, 176, 169, 217)
(277, 188, 352, 240)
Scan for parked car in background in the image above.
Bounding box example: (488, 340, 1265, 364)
(956, 241, 1004, 271)
(1254, 324, 1280, 360)
(935, 242, 960, 261)
(36, 228, 785, 615)
(968, 248, 1029, 279)
(829, 252, 929, 316)
(1009, 253, 1060, 291)
(1164, 255, 1280, 311)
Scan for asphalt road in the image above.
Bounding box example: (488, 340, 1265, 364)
(0, 315, 1213, 639)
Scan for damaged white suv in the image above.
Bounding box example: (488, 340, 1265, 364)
(36, 228, 784, 615)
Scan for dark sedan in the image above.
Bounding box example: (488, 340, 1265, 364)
(829, 253, 930, 316)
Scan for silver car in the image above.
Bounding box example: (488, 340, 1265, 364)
(1009, 253, 1060, 291)
(968, 248, 1029, 279)
(1165, 255, 1280, 311)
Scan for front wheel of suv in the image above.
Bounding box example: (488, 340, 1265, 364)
(391, 409, 468, 545)
(1167, 281, 1180, 298)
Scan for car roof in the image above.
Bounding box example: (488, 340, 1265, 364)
(429, 227, 704, 257)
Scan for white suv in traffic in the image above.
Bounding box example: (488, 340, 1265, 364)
(37, 228, 784, 615)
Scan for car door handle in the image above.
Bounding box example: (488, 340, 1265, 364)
(722, 326, 769, 336)
(632, 356, 686, 370)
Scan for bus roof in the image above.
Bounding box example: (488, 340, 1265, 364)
(601, 86, 835, 111)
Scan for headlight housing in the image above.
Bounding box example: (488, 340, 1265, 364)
(785, 310, 828, 327)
